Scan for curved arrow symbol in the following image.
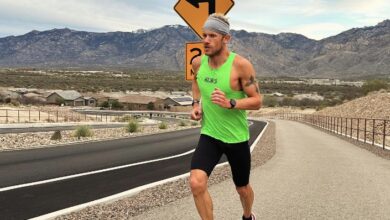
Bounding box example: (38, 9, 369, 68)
(186, 0, 215, 14)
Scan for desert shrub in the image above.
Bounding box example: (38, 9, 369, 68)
(11, 100, 20, 107)
(100, 100, 123, 110)
(159, 122, 168, 129)
(51, 130, 62, 140)
(147, 102, 154, 110)
(362, 80, 389, 95)
(126, 120, 139, 133)
(191, 121, 198, 126)
(263, 96, 278, 107)
(74, 125, 93, 139)
(179, 120, 187, 126)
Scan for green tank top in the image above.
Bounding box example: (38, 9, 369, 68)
(196, 52, 249, 143)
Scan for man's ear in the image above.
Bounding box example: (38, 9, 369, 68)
(223, 34, 231, 44)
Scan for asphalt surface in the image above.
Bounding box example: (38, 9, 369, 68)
(134, 120, 390, 220)
(0, 121, 266, 220)
(0, 128, 200, 188)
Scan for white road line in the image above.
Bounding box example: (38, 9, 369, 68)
(30, 120, 268, 220)
(0, 149, 195, 193)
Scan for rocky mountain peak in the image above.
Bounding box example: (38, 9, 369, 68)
(377, 19, 390, 28)
(0, 19, 389, 78)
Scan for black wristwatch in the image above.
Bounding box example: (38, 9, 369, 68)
(192, 99, 200, 106)
(229, 99, 236, 109)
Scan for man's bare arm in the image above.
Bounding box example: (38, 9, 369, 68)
(191, 56, 201, 103)
(235, 58, 262, 110)
(191, 56, 202, 120)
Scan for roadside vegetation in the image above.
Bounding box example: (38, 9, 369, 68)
(50, 130, 62, 140)
(178, 120, 187, 126)
(158, 122, 168, 129)
(74, 125, 93, 139)
(126, 120, 139, 133)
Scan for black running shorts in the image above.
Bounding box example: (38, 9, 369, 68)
(191, 134, 251, 187)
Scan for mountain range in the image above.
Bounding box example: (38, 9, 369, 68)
(0, 20, 389, 78)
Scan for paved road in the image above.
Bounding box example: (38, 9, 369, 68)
(134, 120, 390, 220)
(0, 121, 266, 219)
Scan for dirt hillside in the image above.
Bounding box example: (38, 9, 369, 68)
(316, 90, 390, 119)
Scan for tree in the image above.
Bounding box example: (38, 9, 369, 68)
(147, 102, 155, 110)
(362, 80, 389, 95)
(263, 96, 278, 107)
(100, 100, 123, 109)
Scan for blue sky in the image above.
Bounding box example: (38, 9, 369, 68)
(0, 0, 389, 40)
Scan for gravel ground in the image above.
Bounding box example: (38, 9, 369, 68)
(54, 121, 276, 220)
(0, 122, 198, 152)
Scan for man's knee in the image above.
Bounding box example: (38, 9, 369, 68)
(189, 170, 208, 195)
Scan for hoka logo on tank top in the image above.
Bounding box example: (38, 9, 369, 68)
(196, 52, 249, 144)
(204, 77, 217, 84)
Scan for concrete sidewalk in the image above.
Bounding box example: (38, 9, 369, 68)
(133, 120, 390, 220)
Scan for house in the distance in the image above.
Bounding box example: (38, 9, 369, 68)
(83, 97, 97, 107)
(117, 95, 164, 110)
(164, 95, 193, 111)
(46, 90, 85, 106)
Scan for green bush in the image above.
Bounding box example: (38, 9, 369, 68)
(11, 100, 20, 107)
(179, 120, 187, 126)
(51, 130, 62, 140)
(147, 102, 155, 110)
(362, 80, 389, 95)
(126, 121, 139, 133)
(263, 95, 278, 107)
(191, 122, 198, 126)
(159, 122, 168, 129)
(99, 100, 123, 110)
(74, 125, 93, 139)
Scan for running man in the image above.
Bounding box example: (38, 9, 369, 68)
(190, 13, 262, 220)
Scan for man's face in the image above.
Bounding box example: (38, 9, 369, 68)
(202, 30, 229, 57)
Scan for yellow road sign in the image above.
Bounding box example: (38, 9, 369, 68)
(174, 0, 235, 39)
(186, 42, 204, 81)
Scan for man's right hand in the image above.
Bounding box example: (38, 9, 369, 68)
(191, 106, 202, 121)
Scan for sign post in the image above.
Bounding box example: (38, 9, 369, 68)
(174, 0, 235, 80)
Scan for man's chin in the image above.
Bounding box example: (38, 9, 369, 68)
(204, 50, 214, 56)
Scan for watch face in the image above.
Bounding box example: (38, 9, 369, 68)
(230, 99, 236, 108)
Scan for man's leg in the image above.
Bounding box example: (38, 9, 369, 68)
(236, 184, 254, 218)
(224, 141, 254, 219)
(190, 169, 213, 220)
(190, 135, 223, 220)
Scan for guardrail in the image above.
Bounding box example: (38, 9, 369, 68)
(0, 109, 190, 124)
(263, 113, 389, 150)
